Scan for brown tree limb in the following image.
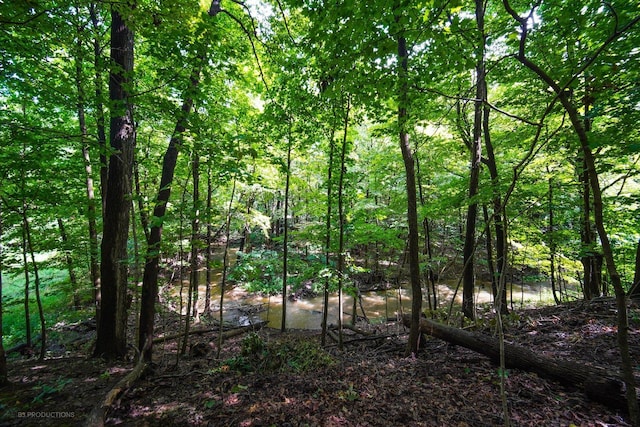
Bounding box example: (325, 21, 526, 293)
(84, 357, 147, 427)
(153, 322, 266, 344)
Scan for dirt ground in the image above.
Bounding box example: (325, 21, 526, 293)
(1, 299, 639, 426)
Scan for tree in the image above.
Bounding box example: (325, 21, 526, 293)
(0, 194, 6, 386)
(94, 3, 136, 359)
(393, 0, 422, 354)
(502, 0, 640, 420)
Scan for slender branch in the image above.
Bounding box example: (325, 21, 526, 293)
(275, 0, 296, 46)
(0, 9, 48, 25)
(222, 10, 270, 92)
(413, 84, 541, 126)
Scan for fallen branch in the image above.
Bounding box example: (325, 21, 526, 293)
(153, 321, 266, 344)
(84, 357, 147, 427)
(85, 323, 266, 426)
(402, 314, 638, 412)
(330, 323, 374, 336)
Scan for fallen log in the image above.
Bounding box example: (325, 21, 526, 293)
(152, 321, 266, 344)
(402, 314, 637, 412)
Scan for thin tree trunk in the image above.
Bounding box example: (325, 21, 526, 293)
(547, 171, 561, 305)
(130, 200, 143, 332)
(482, 204, 497, 299)
(395, 2, 422, 355)
(134, 162, 150, 243)
(462, 9, 485, 320)
(57, 218, 80, 309)
(94, 5, 136, 360)
(23, 210, 46, 360)
(181, 154, 200, 355)
(416, 153, 437, 311)
(321, 126, 336, 346)
(336, 98, 351, 349)
(89, 2, 108, 208)
(0, 199, 6, 385)
(138, 62, 202, 361)
(217, 180, 236, 358)
(483, 104, 509, 314)
(631, 240, 640, 300)
(21, 222, 31, 349)
(74, 9, 101, 316)
(204, 163, 213, 313)
(281, 134, 292, 333)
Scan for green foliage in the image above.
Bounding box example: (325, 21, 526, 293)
(215, 333, 334, 374)
(241, 332, 265, 356)
(228, 249, 338, 295)
(32, 378, 72, 403)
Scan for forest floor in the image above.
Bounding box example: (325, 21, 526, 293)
(1, 299, 639, 427)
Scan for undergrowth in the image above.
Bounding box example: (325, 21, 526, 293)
(212, 332, 335, 374)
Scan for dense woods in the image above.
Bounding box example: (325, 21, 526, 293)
(1, 0, 639, 425)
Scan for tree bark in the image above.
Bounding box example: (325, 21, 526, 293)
(547, 172, 561, 305)
(321, 125, 336, 346)
(57, 218, 80, 309)
(394, 1, 422, 356)
(462, 2, 486, 320)
(0, 198, 7, 385)
(138, 68, 200, 361)
(402, 315, 637, 412)
(23, 209, 46, 360)
(73, 11, 101, 316)
(631, 240, 640, 300)
(94, 5, 136, 360)
(204, 163, 213, 313)
(281, 133, 292, 332)
(483, 106, 508, 314)
(336, 99, 351, 348)
(181, 153, 201, 355)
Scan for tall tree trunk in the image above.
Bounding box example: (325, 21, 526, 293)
(483, 105, 508, 314)
(0, 198, 5, 385)
(502, 2, 640, 420)
(181, 153, 200, 355)
(74, 10, 101, 317)
(57, 218, 80, 309)
(547, 172, 561, 305)
(89, 2, 108, 208)
(462, 2, 486, 320)
(217, 180, 236, 358)
(94, 5, 136, 360)
(579, 154, 600, 300)
(138, 65, 201, 361)
(394, 2, 422, 355)
(482, 204, 497, 298)
(281, 132, 292, 333)
(321, 126, 336, 346)
(416, 145, 437, 311)
(336, 97, 351, 349)
(204, 163, 213, 313)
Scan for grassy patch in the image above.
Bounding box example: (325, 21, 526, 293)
(2, 268, 93, 348)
